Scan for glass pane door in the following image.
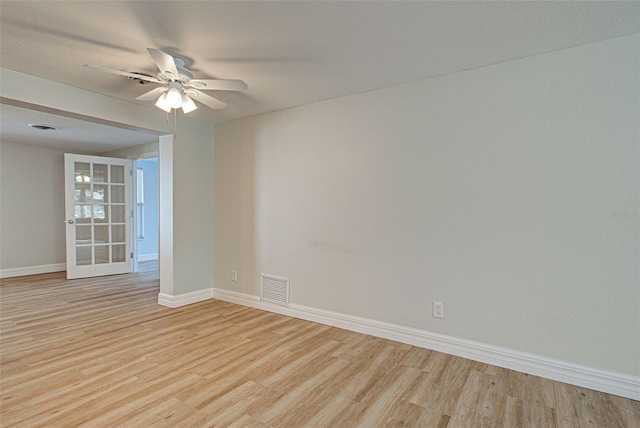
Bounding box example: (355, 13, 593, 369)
(65, 154, 131, 279)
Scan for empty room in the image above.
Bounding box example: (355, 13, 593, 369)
(1, 1, 639, 426)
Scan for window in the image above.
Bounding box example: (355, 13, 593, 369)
(136, 168, 144, 239)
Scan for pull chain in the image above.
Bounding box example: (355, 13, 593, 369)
(173, 109, 177, 140)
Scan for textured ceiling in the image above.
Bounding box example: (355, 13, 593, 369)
(1, 1, 639, 144)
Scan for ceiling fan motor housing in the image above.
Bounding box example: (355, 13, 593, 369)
(122, 70, 156, 85)
(176, 66, 193, 82)
(158, 56, 193, 82)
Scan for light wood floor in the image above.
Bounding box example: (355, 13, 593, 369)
(1, 265, 638, 427)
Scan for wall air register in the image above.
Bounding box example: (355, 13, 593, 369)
(261, 273, 289, 306)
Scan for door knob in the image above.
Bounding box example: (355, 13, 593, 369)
(66, 219, 75, 224)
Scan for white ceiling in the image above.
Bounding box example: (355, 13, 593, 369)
(0, 103, 162, 154)
(1, 1, 639, 148)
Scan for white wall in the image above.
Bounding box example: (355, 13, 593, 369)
(102, 120, 215, 296)
(214, 34, 639, 376)
(0, 142, 68, 270)
(102, 141, 159, 160)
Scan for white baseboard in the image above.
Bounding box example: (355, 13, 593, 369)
(212, 287, 640, 401)
(158, 288, 213, 308)
(0, 263, 66, 279)
(138, 253, 158, 262)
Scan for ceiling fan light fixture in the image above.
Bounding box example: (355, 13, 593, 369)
(155, 93, 172, 112)
(166, 87, 183, 109)
(181, 94, 197, 114)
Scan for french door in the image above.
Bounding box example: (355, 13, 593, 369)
(64, 154, 132, 279)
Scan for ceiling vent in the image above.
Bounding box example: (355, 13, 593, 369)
(28, 124, 56, 131)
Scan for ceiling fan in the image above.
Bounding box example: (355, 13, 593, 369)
(85, 48, 247, 114)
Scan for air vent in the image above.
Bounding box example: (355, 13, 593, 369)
(261, 273, 289, 306)
(28, 124, 56, 131)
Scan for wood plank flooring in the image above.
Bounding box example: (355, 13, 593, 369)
(1, 264, 639, 427)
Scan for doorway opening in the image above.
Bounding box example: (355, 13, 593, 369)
(133, 156, 159, 273)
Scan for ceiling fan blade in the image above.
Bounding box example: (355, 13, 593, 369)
(84, 64, 161, 83)
(186, 79, 248, 92)
(147, 48, 181, 81)
(186, 89, 227, 110)
(135, 87, 167, 101)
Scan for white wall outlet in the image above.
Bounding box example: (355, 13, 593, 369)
(232, 270, 238, 282)
(433, 301, 444, 319)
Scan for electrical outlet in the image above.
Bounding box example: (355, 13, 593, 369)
(433, 301, 444, 319)
(232, 270, 238, 282)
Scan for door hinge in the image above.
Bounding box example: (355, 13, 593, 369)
(129, 169, 133, 176)
(131, 252, 133, 259)
(130, 210, 134, 218)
